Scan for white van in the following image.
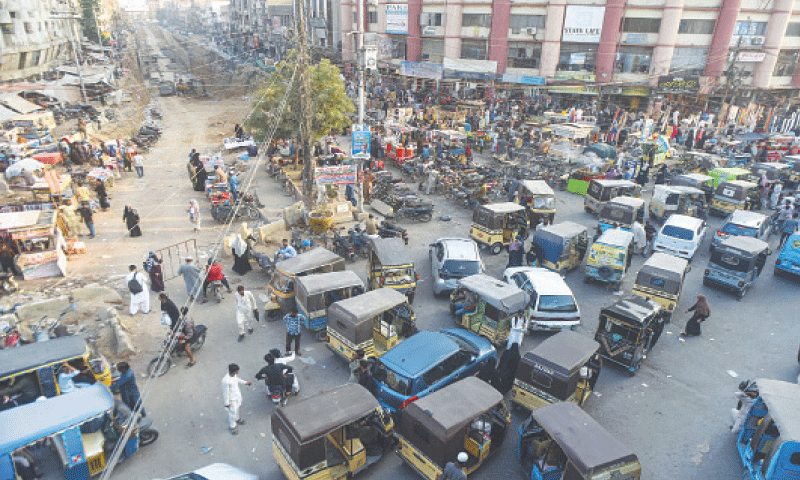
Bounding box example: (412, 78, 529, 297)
(653, 214, 707, 261)
(502, 267, 580, 331)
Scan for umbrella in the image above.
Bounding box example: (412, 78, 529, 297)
(5, 158, 44, 179)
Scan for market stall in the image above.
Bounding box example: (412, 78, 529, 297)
(0, 210, 66, 279)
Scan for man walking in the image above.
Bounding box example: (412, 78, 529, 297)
(111, 362, 145, 417)
(235, 285, 258, 342)
(178, 257, 202, 301)
(132, 153, 144, 178)
(440, 452, 468, 480)
(779, 212, 799, 249)
(126, 265, 150, 315)
(222, 364, 250, 435)
(78, 201, 95, 238)
(284, 308, 305, 356)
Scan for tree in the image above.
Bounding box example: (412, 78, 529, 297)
(80, 0, 100, 44)
(245, 55, 354, 145)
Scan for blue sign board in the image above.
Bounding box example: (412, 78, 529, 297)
(351, 126, 371, 157)
(400, 61, 444, 79)
(500, 74, 546, 86)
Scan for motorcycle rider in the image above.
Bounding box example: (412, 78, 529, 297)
(201, 258, 232, 302)
(255, 352, 298, 398)
(172, 307, 196, 367)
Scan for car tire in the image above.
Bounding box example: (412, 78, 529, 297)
(490, 243, 503, 255)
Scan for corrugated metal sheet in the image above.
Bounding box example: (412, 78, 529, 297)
(0, 94, 42, 114)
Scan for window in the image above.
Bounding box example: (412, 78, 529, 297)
(614, 46, 652, 74)
(734, 21, 766, 36)
(9, 12, 16, 18)
(23, 22, 32, 33)
(670, 47, 708, 75)
(774, 49, 799, 76)
(461, 40, 487, 60)
(18, 52, 26, 70)
(421, 38, 444, 62)
(558, 43, 597, 72)
(462, 13, 491, 28)
(509, 15, 545, 34)
(678, 19, 716, 35)
(622, 18, 661, 33)
(786, 23, 800, 37)
(390, 36, 406, 60)
(31, 50, 40, 66)
(368, 11, 377, 24)
(352, 11, 357, 23)
(420, 12, 442, 27)
(507, 42, 541, 69)
(0, 23, 10, 35)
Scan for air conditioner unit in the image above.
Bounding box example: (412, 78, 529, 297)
(524, 27, 537, 35)
(750, 36, 764, 46)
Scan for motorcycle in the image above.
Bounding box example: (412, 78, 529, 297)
(332, 228, 356, 262)
(0, 272, 17, 295)
(347, 225, 370, 258)
(146, 325, 208, 376)
(395, 201, 433, 222)
(291, 230, 314, 253)
(257, 349, 299, 406)
(211, 200, 262, 222)
(250, 250, 276, 277)
(377, 220, 408, 245)
(209, 280, 225, 303)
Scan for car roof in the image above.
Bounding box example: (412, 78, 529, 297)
(506, 267, 573, 295)
(727, 209, 768, 227)
(380, 330, 459, 377)
(0, 336, 88, 380)
(436, 238, 480, 260)
(595, 228, 634, 247)
(189, 464, 259, 480)
(479, 202, 526, 213)
(663, 214, 704, 229)
(608, 196, 645, 208)
(457, 274, 529, 312)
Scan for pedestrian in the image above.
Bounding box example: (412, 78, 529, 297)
(632, 221, 646, 255)
(229, 171, 239, 203)
(440, 452, 468, 480)
(178, 257, 201, 301)
(349, 349, 366, 383)
(78, 118, 87, 139)
(144, 251, 165, 293)
(357, 360, 374, 390)
(126, 265, 150, 315)
(507, 315, 528, 349)
(159, 292, 180, 329)
(222, 363, 251, 435)
(526, 240, 544, 267)
(111, 362, 145, 417)
(78, 201, 95, 238)
(507, 235, 524, 267)
(95, 180, 110, 211)
(680, 294, 710, 337)
(284, 308, 305, 356)
(0, 242, 15, 274)
(644, 220, 657, 256)
(188, 199, 201, 232)
(231, 235, 252, 275)
(235, 285, 258, 342)
(771, 182, 783, 209)
(779, 212, 799, 248)
(132, 153, 144, 178)
(123, 205, 142, 237)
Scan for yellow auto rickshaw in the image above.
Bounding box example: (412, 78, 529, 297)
(708, 180, 760, 217)
(267, 247, 346, 313)
(598, 196, 646, 232)
(631, 252, 689, 321)
(326, 288, 416, 361)
(396, 377, 510, 480)
(585, 228, 635, 286)
(649, 185, 708, 222)
(271, 383, 395, 480)
(368, 237, 418, 303)
(511, 330, 601, 412)
(450, 273, 528, 347)
(584, 179, 641, 214)
(517, 180, 556, 226)
(469, 203, 528, 255)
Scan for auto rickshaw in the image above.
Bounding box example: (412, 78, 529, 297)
(708, 167, 752, 188)
(450, 273, 528, 347)
(367, 238, 418, 303)
(783, 155, 800, 184)
(736, 379, 800, 480)
(774, 233, 800, 277)
(594, 295, 664, 374)
(518, 402, 642, 480)
(649, 185, 708, 222)
(396, 377, 510, 480)
(0, 336, 112, 407)
(584, 179, 640, 214)
(632, 252, 689, 321)
(703, 235, 769, 299)
(294, 270, 365, 340)
(750, 162, 791, 185)
(670, 172, 714, 199)
(709, 180, 760, 217)
(598, 196, 646, 232)
(267, 247, 346, 313)
(271, 383, 395, 480)
(529, 222, 589, 274)
(517, 180, 556, 226)
(511, 331, 601, 412)
(585, 228, 635, 286)
(0, 384, 154, 479)
(326, 288, 416, 360)
(469, 203, 528, 255)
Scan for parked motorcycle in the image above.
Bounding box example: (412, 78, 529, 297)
(0, 273, 17, 295)
(347, 225, 370, 258)
(331, 228, 356, 261)
(395, 201, 433, 222)
(250, 250, 277, 277)
(377, 220, 408, 244)
(146, 325, 208, 376)
(211, 197, 262, 223)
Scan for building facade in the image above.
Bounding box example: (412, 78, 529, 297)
(0, 0, 81, 82)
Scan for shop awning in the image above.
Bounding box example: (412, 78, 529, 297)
(733, 132, 768, 142)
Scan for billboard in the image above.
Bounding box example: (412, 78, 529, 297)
(386, 4, 408, 34)
(351, 126, 371, 158)
(562, 5, 605, 43)
(400, 61, 444, 79)
(315, 165, 357, 184)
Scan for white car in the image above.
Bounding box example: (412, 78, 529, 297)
(502, 267, 580, 331)
(430, 238, 484, 295)
(653, 214, 707, 261)
(161, 463, 258, 480)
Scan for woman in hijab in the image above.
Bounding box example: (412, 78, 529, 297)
(189, 155, 207, 192)
(681, 295, 710, 337)
(144, 252, 165, 293)
(94, 180, 110, 211)
(123, 205, 142, 237)
(491, 343, 521, 399)
(188, 199, 201, 232)
(230, 234, 251, 275)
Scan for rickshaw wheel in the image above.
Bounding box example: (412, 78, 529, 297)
(315, 331, 327, 342)
(139, 428, 159, 446)
(490, 243, 503, 255)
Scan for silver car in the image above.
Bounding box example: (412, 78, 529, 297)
(711, 210, 769, 252)
(429, 238, 484, 295)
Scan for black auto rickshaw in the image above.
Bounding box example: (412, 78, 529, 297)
(704, 236, 769, 299)
(295, 270, 365, 340)
(594, 296, 664, 374)
(518, 402, 642, 479)
(326, 288, 416, 361)
(367, 238, 418, 303)
(271, 383, 395, 480)
(529, 222, 589, 274)
(396, 377, 510, 479)
(709, 180, 760, 217)
(450, 273, 529, 347)
(511, 331, 601, 412)
(266, 247, 346, 313)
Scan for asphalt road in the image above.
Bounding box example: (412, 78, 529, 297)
(108, 91, 800, 480)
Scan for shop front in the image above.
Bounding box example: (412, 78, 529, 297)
(0, 210, 66, 279)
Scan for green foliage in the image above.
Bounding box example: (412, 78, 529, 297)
(246, 55, 354, 143)
(80, 0, 100, 43)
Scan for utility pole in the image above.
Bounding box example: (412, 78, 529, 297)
(719, 35, 743, 132)
(298, 0, 315, 208)
(52, 11, 88, 102)
(355, 0, 366, 213)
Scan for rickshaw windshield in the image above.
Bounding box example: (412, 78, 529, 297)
(601, 316, 639, 343)
(374, 363, 412, 395)
(600, 207, 632, 225)
(382, 267, 414, 284)
(710, 250, 750, 273)
(271, 271, 293, 293)
(721, 223, 758, 238)
(538, 295, 577, 313)
(532, 197, 555, 209)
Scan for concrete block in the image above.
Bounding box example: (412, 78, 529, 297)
(369, 199, 394, 218)
(109, 316, 135, 357)
(16, 296, 70, 322)
(257, 220, 285, 243)
(0, 313, 18, 327)
(98, 306, 118, 322)
(0, 179, 9, 194)
(72, 284, 123, 304)
(283, 201, 304, 228)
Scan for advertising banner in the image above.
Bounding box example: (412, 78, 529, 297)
(386, 4, 409, 34)
(443, 58, 497, 74)
(351, 126, 371, 158)
(562, 5, 605, 43)
(400, 61, 443, 79)
(499, 74, 546, 86)
(315, 165, 358, 184)
(657, 75, 699, 92)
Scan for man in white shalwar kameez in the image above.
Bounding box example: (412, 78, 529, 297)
(126, 265, 150, 315)
(632, 221, 647, 255)
(222, 363, 250, 434)
(235, 285, 257, 342)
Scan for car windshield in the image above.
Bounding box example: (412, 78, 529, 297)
(374, 362, 412, 396)
(721, 223, 758, 237)
(662, 225, 694, 240)
(538, 295, 578, 313)
(442, 260, 481, 278)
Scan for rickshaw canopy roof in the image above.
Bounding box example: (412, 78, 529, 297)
(329, 287, 409, 325)
(524, 331, 599, 377)
(369, 237, 413, 265)
(275, 247, 344, 275)
(457, 274, 529, 313)
(590, 179, 638, 188)
(718, 236, 769, 256)
(755, 379, 800, 442)
(0, 335, 88, 380)
(532, 402, 639, 476)
(520, 180, 555, 196)
(601, 296, 660, 326)
(720, 179, 758, 189)
(403, 377, 501, 441)
(671, 173, 713, 187)
(0, 384, 114, 453)
(537, 221, 588, 241)
(595, 228, 634, 248)
(272, 383, 379, 444)
(607, 196, 646, 209)
(479, 202, 527, 214)
(653, 185, 705, 197)
(640, 252, 688, 278)
(710, 168, 752, 179)
(295, 270, 363, 296)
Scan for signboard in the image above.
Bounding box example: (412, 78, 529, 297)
(351, 126, 371, 157)
(500, 74, 546, 86)
(386, 4, 408, 34)
(554, 72, 595, 82)
(443, 70, 495, 80)
(547, 85, 598, 94)
(400, 61, 443, 79)
(315, 165, 357, 184)
(737, 51, 766, 62)
(562, 5, 605, 43)
(657, 75, 700, 92)
(443, 58, 497, 74)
